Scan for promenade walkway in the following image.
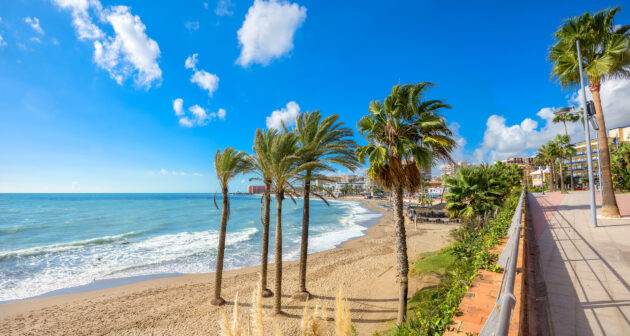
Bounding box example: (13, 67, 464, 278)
(529, 191, 630, 335)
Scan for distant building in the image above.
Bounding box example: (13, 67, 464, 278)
(503, 156, 535, 166)
(441, 162, 468, 178)
(421, 167, 432, 181)
(609, 125, 630, 144)
(315, 174, 372, 197)
(247, 185, 266, 194)
(530, 168, 551, 188)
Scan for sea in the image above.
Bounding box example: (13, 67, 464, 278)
(0, 193, 382, 302)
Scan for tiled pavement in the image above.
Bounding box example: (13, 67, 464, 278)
(530, 191, 630, 335)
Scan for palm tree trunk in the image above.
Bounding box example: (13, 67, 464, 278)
(392, 184, 409, 324)
(559, 156, 567, 194)
(295, 170, 311, 300)
(273, 191, 284, 314)
(212, 186, 229, 306)
(590, 84, 621, 218)
(260, 181, 273, 297)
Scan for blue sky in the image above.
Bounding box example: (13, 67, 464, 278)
(1, 0, 630, 192)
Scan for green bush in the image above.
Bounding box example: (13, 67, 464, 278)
(387, 188, 521, 336)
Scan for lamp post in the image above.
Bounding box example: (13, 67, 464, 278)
(576, 40, 598, 228)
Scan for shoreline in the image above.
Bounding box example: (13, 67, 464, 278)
(0, 198, 381, 304)
(1, 198, 457, 335)
(0, 198, 379, 305)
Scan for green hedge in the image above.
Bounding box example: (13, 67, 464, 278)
(383, 188, 522, 336)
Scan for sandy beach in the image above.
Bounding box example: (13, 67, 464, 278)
(0, 200, 456, 335)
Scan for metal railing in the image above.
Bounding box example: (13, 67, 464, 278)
(479, 188, 526, 336)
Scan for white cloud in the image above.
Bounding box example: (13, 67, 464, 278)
(71, 181, 80, 190)
(217, 108, 226, 120)
(236, 0, 306, 67)
(0, 35, 7, 48)
(159, 169, 203, 176)
(25, 17, 44, 35)
(190, 70, 219, 97)
(185, 20, 200, 31)
(472, 79, 630, 163)
(93, 6, 162, 88)
(266, 101, 300, 129)
(173, 98, 184, 116)
(29, 37, 42, 44)
(203, 2, 209, 10)
(189, 104, 208, 122)
(179, 117, 194, 127)
(53, 1, 161, 88)
(185, 53, 198, 69)
(172, 101, 226, 127)
(175, 54, 224, 127)
(185, 54, 219, 96)
(215, 0, 235, 16)
(570, 78, 630, 130)
(53, 0, 105, 40)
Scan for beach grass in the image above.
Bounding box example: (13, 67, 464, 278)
(411, 247, 455, 276)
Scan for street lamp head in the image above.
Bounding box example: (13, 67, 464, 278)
(554, 107, 572, 114)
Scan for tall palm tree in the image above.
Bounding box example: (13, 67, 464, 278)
(553, 111, 581, 190)
(292, 111, 359, 300)
(536, 143, 558, 191)
(533, 151, 548, 190)
(549, 7, 629, 217)
(356, 83, 455, 324)
(248, 129, 278, 297)
(554, 135, 570, 194)
(267, 130, 301, 314)
(445, 165, 503, 220)
(212, 147, 252, 305)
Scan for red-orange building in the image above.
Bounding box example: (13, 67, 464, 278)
(248, 185, 266, 194)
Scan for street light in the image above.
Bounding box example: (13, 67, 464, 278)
(554, 103, 597, 227)
(577, 39, 597, 227)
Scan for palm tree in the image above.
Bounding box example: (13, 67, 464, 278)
(553, 110, 581, 190)
(356, 83, 455, 324)
(537, 143, 559, 191)
(292, 111, 359, 300)
(445, 165, 506, 220)
(248, 129, 278, 297)
(554, 135, 570, 194)
(549, 7, 629, 217)
(267, 130, 301, 314)
(212, 147, 252, 305)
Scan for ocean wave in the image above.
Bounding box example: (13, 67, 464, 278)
(0, 231, 145, 261)
(0, 227, 26, 235)
(0, 227, 260, 301)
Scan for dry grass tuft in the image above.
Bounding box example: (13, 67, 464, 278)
(220, 286, 353, 335)
(221, 292, 243, 336)
(301, 299, 328, 335)
(250, 284, 264, 336)
(335, 288, 352, 336)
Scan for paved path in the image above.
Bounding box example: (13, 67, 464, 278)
(530, 191, 630, 335)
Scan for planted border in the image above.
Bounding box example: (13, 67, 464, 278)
(384, 188, 522, 336)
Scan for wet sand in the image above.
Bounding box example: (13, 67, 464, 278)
(0, 200, 457, 335)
